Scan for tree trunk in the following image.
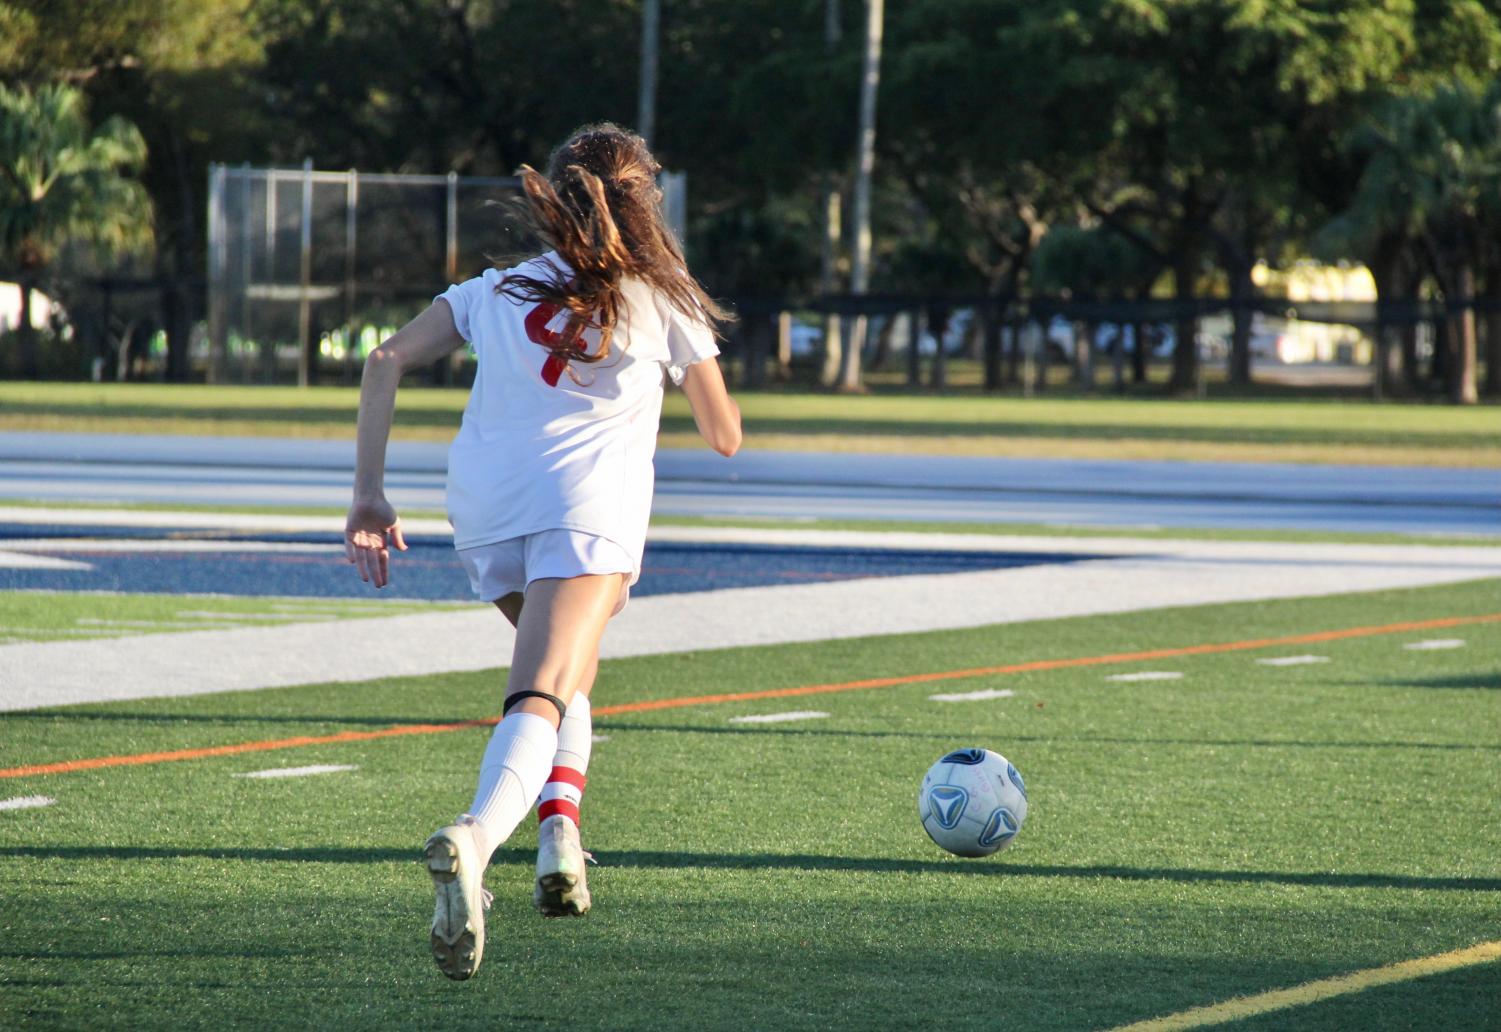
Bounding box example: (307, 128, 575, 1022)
(1072, 321, 1094, 389)
(906, 308, 923, 388)
(15, 277, 38, 379)
(1484, 261, 1501, 398)
(817, 0, 842, 387)
(1431, 313, 1448, 390)
(1228, 260, 1253, 386)
(838, 0, 883, 393)
(1368, 248, 1400, 398)
(870, 312, 894, 371)
(982, 304, 1003, 391)
(1006, 319, 1022, 386)
(1170, 243, 1201, 394)
(1449, 263, 1478, 404)
(818, 185, 843, 387)
(1131, 322, 1148, 383)
(929, 305, 950, 389)
(1035, 320, 1049, 392)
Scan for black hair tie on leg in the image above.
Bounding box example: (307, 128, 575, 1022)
(502, 690, 567, 722)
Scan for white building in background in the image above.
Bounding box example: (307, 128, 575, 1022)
(0, 283, 65, 333)
(1250, 260, 1376, 364)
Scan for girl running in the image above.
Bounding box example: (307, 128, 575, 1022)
(343, 123, 740, 981)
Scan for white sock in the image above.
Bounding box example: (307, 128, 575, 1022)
(538, 693, 592, 826)
(464, 711, 558, 862)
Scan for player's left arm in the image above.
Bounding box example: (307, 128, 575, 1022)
(346, 301, 467, 587)
(680, 357, 742, 457)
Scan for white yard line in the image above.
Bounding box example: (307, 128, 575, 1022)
(233, 764, 358, 779)
(727, 711, 829, 724)
(2, 532, 1499, 712)
(929, 688, 1017, 702)
(174, 611, 334, 622)
(76, 618, 243, 629)
(1256, 655, 1330, 667)
(1403, 639, 1466, 650)
(1106, 671, 1185, 682)
(0, 795, 56, 811)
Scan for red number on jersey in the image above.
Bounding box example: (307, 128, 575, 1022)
(523, 302, 571, 386)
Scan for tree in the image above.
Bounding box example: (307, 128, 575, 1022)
(0, 82, 151, 377)
(1332, 83, 1501, 404)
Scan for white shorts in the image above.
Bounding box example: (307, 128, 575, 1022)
(457, 529, 637, 612)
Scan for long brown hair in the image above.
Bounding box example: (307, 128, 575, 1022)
(498, 123, 728, 377)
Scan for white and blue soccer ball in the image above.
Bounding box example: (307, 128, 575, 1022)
(919, 748, 1029, 857)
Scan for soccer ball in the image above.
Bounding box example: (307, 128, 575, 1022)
(919, 748, 1029, 857)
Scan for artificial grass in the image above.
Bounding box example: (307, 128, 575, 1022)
(0, 579, 1497, 1029)
(0, 591, 466, 643)
(1, 382, 1494, 466)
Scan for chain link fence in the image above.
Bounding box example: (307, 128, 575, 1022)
(206, 163, 688, 385)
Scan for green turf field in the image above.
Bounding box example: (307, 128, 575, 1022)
(1, 382, 1493, 466)
(1, 578, 1497, 1030)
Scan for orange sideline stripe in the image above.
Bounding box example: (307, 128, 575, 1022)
(3, 611, 1498, 780)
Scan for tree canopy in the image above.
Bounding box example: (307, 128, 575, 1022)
(2, 0, 1499, 397)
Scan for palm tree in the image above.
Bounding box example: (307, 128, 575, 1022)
(0, 82, 152, 378)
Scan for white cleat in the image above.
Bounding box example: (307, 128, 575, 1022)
(534, 814, 592, 918)
(424, 821, 492, 980)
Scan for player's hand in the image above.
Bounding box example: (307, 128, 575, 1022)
(344, 494, 407, 589)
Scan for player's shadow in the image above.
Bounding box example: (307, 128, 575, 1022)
(595, 721, 1500, 752)
(1372, 673, 1500, 690)
(5, 844, 1496, 894)
(490, 847, 1501, 893)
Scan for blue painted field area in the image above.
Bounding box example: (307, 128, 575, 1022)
(0, 524, 1104, 601)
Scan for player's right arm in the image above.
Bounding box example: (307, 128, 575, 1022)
(680, 356, 742, 457)
(346, 300, 467, 587)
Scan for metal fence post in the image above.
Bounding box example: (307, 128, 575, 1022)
(206, 163, 228, 384)
(345, 169, 359, 381)
(297, 158, 315, 387)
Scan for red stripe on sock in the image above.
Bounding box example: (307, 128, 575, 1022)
(547, 766, 587, 790)
(539, 798, 580, 824)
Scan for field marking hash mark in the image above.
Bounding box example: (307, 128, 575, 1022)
(727, 711, 829, 724)
(0, 795, 55, 810)
(3, 611, 1500, 781)
(233, 764, 358, 779)
(929, 688, 1017, 702)
(1104, 938, 1501, 1032)
(1256, 655, 1329, 667)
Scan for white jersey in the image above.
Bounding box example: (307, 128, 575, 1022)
(437, 252, 719, 566)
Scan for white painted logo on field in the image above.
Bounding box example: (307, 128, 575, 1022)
(728, 711, 830, 724)
(234, 764, 358, 779)
(0, 551, 91, 571)
(1403, 639, 1466, 651)
(1256, 655, 1330, 667)
(1105, 671, 1184, 682)
(591, 734, 610, 743)
(0, 795, 56, 811)
(928, 689, 1017, 703)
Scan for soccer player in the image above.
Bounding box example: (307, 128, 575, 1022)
(343, 123, 741, 980)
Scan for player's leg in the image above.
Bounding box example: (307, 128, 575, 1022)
(425, 573, 623, 979)
(465, 574, 620, 854)
(493, 588, 600, 916)
(534, 653, 596, 916)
